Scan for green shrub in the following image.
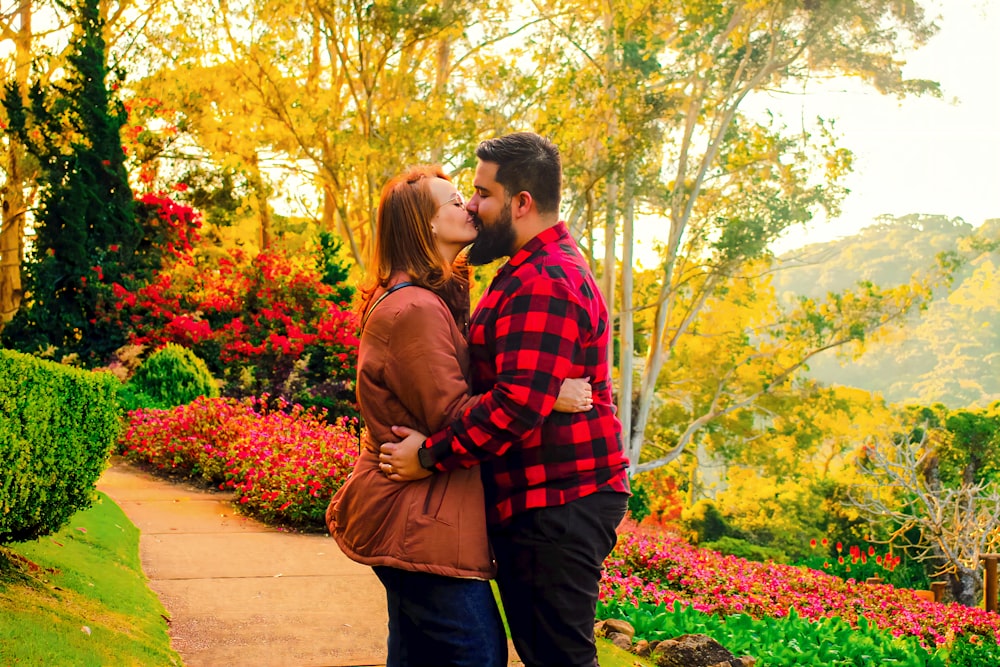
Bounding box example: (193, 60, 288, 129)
(0, 349, 121, 543)
(120, 343, 218, 412)
(682, 499, 734, 543)
(701, 535, 789, 564)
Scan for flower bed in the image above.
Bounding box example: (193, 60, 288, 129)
(601, 520, 1000, 650)
(118, 395, 358, 529)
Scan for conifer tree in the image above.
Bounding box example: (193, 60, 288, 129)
(1, 0, 140, 365)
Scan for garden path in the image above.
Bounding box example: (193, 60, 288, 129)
(97, 459, 388, 667)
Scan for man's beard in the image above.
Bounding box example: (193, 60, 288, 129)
(467, 202, 516, 266)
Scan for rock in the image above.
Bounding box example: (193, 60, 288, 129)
(603, 618, 635, 641)
(653, 633, 743, 667)
(607, 631, 633, 651)
(634, 639, 652, 657)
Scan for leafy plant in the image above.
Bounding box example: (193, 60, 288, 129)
(119, 343, 218, 412)
(0, 0, 140, 366)
(702, 536, 789, 564)
(946, 633, 1000, 667)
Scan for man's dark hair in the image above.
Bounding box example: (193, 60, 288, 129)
(476, 132, 561, 215)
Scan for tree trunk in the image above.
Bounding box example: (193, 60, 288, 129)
(247, 153, 272, 250)
(618, 163, 635, 458)
(950, 566, 981, 608)
(0, 0, 33, 329)
(0, 171, 26, 326)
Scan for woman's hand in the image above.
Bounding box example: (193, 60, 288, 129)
(379, 425, 433, 481)
(553, 376, 593, 413)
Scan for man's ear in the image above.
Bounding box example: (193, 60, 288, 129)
(512, 191, 533, 219)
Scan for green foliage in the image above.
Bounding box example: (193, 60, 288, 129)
(0, 493, 181, 665)
(627, 476, 652, 523)
(598, 599, 947, 667)
(701, 536, 788, 564)
(314, 231, 355, 303)
(939, 407, 1000, 487)
(946, 634, 1000, 667)
(0, 0, 141, 366)
(119, 343, 218, 412)
(682, 499, 733, 543)
(0, 349, 121, 543)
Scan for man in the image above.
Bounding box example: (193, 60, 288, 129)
(379, 132, 630, 667)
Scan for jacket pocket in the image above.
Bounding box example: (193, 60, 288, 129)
(421, 472, 452, 521)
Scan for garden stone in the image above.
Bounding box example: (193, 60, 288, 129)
(602, 618, 635, 640)
(607, 631, 633, 651)
(653, 633, 755, 667)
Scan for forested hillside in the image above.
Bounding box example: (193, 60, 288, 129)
(772, 214, 1000, 408)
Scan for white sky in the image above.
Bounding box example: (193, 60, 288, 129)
(767, 0, 1000, 252)
(628, 1, 1000, 265)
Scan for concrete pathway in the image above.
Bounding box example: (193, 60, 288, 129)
(97, 460, 388, 667)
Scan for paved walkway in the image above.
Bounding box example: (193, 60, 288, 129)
(97, 460, 388, 667)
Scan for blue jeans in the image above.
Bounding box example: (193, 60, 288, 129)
(373, 566, 507, 667)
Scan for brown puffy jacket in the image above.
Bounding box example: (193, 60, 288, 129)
(326, 284, 494, 579)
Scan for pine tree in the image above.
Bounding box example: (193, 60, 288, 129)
(0, 0, 140, 365)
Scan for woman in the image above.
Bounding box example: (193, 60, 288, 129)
(326, 166, 591, 667)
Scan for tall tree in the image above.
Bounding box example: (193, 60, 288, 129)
(528, 0, 940, 471)
(1, 0, 141, 364)
(0, 0, 169, 329)
(131, 0, 515, 268)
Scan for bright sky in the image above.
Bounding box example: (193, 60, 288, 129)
(766, 0, 1000, 253)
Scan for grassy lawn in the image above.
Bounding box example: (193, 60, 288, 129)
(0, 492, 181, 666)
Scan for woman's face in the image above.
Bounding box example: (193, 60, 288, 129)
(428, 177, 477, 257)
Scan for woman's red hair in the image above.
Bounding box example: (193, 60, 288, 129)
(358, 165, 470, 330)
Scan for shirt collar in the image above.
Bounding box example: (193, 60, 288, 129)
(500, 222, 568, 275)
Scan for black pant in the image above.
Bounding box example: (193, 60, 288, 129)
(490, 491, 628, 667)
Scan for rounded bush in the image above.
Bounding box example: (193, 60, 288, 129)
(121, 343, 219, 411)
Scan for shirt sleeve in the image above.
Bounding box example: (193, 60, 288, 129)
(383, 298, 479, 434)
(421, 273, 585, 471)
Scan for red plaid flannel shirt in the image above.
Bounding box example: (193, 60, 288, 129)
(421, 222, 630, 525)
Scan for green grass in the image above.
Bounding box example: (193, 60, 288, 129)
(0, 492, 181, 666)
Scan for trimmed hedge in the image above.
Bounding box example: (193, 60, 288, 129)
(0, 349, 121, 543)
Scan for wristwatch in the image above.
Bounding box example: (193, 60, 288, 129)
(417, 446, 437, 471)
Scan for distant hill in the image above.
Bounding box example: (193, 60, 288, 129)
(772, 214, 1000, 409)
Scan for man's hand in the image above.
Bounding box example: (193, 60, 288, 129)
(379, 425, 432, 481)
(553, 376, 592, 413)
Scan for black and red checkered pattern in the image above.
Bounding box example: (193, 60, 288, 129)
(423, 222, 630, 525)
